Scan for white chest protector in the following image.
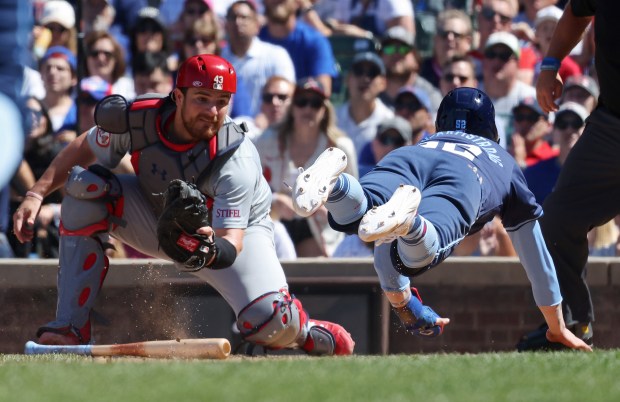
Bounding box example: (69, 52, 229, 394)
(95, 94, 247, 215)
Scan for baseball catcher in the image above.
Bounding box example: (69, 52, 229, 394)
(13, 54, 354, 356)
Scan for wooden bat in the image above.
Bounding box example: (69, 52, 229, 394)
(24, 338, 231, 359)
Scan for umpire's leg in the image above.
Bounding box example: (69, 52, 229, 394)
(541, 107, 620, 326)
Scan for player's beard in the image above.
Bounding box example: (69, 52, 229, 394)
(180, 109, 222, 141)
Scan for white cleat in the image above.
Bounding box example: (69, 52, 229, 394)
(292, 147, 348, 217)
(358, 184, 421, 245)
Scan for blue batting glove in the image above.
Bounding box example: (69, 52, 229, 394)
(403, 288, 444, 338)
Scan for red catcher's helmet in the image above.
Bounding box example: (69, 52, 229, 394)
(175, 54, 237, 94)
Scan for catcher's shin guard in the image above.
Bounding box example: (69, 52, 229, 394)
(38, 165, 123, 344)
(237, 290, 354, 355)
(237, 289, 309, 349)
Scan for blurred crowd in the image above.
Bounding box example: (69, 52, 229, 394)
(3, 0, 616, 261)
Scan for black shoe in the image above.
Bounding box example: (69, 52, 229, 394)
(516, 322, 593, 352)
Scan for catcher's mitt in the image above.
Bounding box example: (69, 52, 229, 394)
(156, 179, 215, 271)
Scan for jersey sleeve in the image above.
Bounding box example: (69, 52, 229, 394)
(507, 220, 562, 306)
(501, 165, 543, 231)
(85, 126, 131, 169)
(210, 153, 258, 229)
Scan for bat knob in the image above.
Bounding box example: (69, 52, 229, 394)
(24, 341, 37, 355)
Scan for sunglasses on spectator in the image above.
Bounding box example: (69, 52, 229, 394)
(513, 113, 540, 123)
(262, 93, 289, 104)
(351, 64, 382, 79)
(136, 21, 162, 33)
(484, 49, 514, 62)
(293, 97, 323, 109)
(437, 29, 468, 40)
(377, 133, 405, 147)
(382, 44, 411, 56)
(185, 36, 215, 46)
(185, 6, 209, 16)
(481, 7, 512, 24)
(46, 23, 67, 34)
(442, 73, 471, 82)
(88, 49, 114, 59)
(554, 116, 584, 130)
(226, 12, 253, 22)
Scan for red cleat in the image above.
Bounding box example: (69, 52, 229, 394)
(303, 320, 355, 356)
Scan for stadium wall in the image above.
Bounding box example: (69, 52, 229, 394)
(1, 258, 618, 354)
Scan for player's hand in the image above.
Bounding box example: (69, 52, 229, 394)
(536, 70, 563, 113)
(546, 327, 593, 352)
(411, 306, 450, 337)
(13, 197, 43, 243)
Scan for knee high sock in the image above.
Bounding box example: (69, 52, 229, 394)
(397, 215, 439, 268)
(326, 173, 367, 225)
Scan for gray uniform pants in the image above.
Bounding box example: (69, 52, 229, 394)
(112, 175, 289, 314)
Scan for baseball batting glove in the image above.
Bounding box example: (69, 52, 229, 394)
(393, 287, 444, 337)
(156, 179, 217, 271)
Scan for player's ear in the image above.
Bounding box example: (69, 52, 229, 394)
(171, 88, 183, 104)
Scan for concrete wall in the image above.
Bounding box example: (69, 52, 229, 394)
(1, 257, 619, 354)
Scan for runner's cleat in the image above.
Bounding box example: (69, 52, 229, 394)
(358, 184, 421, 245)
(292, 147, 348, 217)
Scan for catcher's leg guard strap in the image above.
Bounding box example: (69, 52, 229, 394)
(237, 290, 308, 349)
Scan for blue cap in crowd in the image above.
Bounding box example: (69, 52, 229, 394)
(41, 46, 77, 71)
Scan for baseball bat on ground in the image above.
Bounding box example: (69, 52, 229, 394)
(24, 338, 231, 359)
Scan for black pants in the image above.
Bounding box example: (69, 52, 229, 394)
(541, 106, 620, 325)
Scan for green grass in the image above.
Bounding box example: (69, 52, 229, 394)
(1, 352, 619, 402)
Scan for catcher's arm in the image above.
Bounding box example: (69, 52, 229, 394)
(196, 227, 244, 262)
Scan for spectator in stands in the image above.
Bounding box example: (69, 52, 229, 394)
(533, 5, 581, 83)
(259, 0, 337, 96)
(471, 0, 537, 85)
(169, 0, 218, 56)
(357, 116, 412, 176)
(481, 32, 536, 146)
(379, 26, 442, 114)
(77, 76, 112, 133)
(336, 51, 393, 156)
(129, 7, 171, 69)
(83, 0, 117, 34)
(84, 31, 135, 99)
(255, 78, 357, 257)
(10, 97, 64, 258)
(419, 9, 473, 89)
(523, 101, 587, 205)
(393, 86, 433, 141)
(132, 52, 174, 97)
(561, 75, 599, 114)
(509, 97, 555, 169)
(39, 46, 77, 145)
(439, 55, 478, 96)
(178, 18, 222, 64)
(221, 1, 296, 119)
(514, 0, 560, 28)
(39, 0, 77, 55)
(325, 0, 415, 39)
(252, 75, 295, 136)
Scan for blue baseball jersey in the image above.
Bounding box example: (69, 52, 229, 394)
(361, 131, 541, 237)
